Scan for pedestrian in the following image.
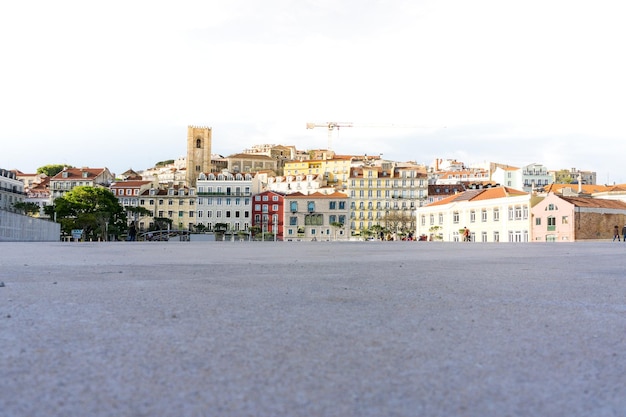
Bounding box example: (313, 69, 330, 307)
(463, 226, 470, 242)
(622, 225, 626, 242)
(613, 225, 620, 241)
(128, 222, 137, 241)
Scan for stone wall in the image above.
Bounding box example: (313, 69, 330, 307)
(0, 210, 60, 241)
(574, 212, 626, 240)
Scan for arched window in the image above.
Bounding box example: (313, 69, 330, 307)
(196, 138, 202, 148)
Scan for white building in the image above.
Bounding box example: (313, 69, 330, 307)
(415, 186, 531, 242)
(0, 168, 25, 211)
(195, 171, 260, 232)
(521, 163, 552, 191)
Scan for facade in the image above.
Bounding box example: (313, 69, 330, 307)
(186, 126, 212, 187)
(347, 164, 427, 237)
(226, 153, 278, 174)
(283, 156, 353, 190)
(283, 192, 350, 241)
(49, 167, 114, 200)
(251, 191, 285, 240)
(261, 173, 329, 195)
(195, 171, 257, 233)
(491, 166, 523, 190)
(552, 168, 596, 185)
(50, 167, 114, 200)
(531, 193, 626, 242)
(135, 186, 197, 232)
(427, 184, 467, 205)
(521, 163, 552, 191)
(0, 168, 25, 211)
(416, 186, 531, 242)
(24, 177, 51, 217)
(110, 180, 154, 227)
(431, 168, 491, 185)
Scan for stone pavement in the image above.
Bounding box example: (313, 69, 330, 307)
(1, 241, 626, 417)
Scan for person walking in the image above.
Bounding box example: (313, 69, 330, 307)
(613, 225, 620, 241)
(463, 227, 470, 242)
(622, 225, 626, 242)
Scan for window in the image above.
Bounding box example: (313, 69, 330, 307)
(307, 201, 315, 212)
(453, 211, 459, 224)
(305, 214, 323, 225)
(562, 216, 568, 224)
(481, 209, 487, 222)
(470, 210, 476, 223)
(290, 201, 298, 212)
(290, 216, 297, 225)
(339, 201, 345, 210)
(535, 218, 541, 226)
(329, 201, 337, 210)
(493, 208, 500, 221)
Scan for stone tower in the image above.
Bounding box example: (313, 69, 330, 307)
(186, 126, 212, 187)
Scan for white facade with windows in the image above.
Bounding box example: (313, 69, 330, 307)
(0, 168, 25, 212)
(195, 171, 260, 232)
(415, 186, 532, 242)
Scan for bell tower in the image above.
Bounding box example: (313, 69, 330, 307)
(186, 126, 212, 187)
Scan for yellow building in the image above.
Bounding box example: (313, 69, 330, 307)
(283, 156, 352, 189)
(347, 164, 428, 238)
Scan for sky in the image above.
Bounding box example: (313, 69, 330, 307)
(2, 0, 625, 184)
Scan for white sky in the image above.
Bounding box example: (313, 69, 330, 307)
(2, 0, 625, 183)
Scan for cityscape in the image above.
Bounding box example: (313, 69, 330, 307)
(3, 125, 626, 243)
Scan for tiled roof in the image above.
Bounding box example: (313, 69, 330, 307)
(543, 183, 611, 194)
(426, 186, 527, 206)
(559, 196, 626, 210)
(51, 167, 107, 180)
(110, 180, 151, 188)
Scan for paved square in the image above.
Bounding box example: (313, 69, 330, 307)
(1, 241, 625, 416)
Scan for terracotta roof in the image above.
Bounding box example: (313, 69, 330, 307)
(559, 196, 626, 210)
(286, 191, 348, 199)
(543, 183, 611, 194)
(426, 186, 527, 206)
(51, 167, 108, 180)
(110, 180, 152, 188)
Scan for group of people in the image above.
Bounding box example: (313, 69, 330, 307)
(613, 225, 626, 242)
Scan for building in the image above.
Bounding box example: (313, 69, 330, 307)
(283, 156, 353, 190)
(416, 186, 531, 242)
(49, 167, 114, 200)
(186, 126, 212, 187)
(427, 184, 467, 205)
(251, 190, 285, 240)
(347, 163, 427, 237)
(552, 168, 596, 185)
(283, 191, 350, 241)
(0, 168, 25, 211)
(226, 153, 279, 175)
(134, 186, 197, 233)
(260, 173, 329, 195)
(531, 193, 626, 242)
(195, 171, 257, 233)
(110, 180, 154, 226)
(521, 163, 552, 191)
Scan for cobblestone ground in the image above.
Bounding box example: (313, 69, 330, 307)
(1, 241, 626, 417)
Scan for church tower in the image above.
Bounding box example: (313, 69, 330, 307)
(186, 126, 212, 187)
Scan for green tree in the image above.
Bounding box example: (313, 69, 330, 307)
(37, 164, 72, 177)
(51, 186, 126, 241)
(13, 201, 41, 216)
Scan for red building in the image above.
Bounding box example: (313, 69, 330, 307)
(251, 191, 285, 240)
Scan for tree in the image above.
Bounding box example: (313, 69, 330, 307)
(51, 186, 126, 241)
(37, 164, 72, 177)
(331, 221, 344, 241)
(13, 201, 40, 217)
